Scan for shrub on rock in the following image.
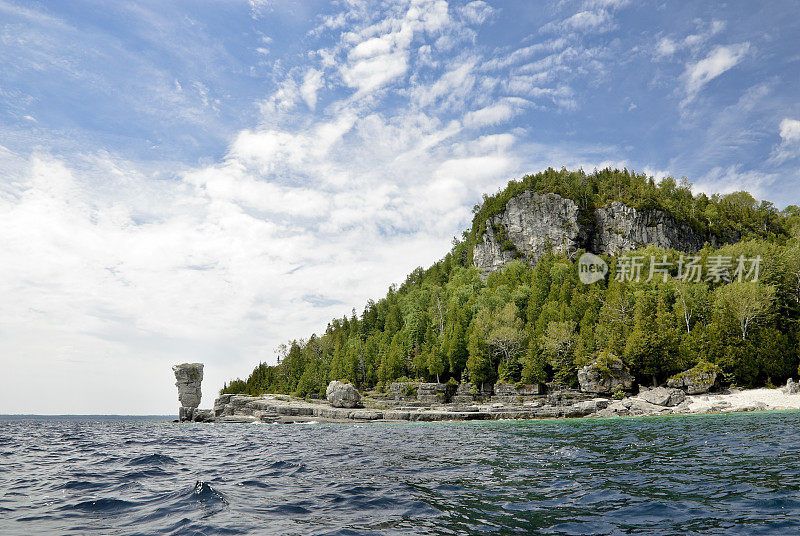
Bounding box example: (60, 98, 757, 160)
(577, 352, 634, 394)
(667, 362, 721, 394)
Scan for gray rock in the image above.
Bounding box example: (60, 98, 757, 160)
(449, 382, 493, 403)
(572, 398, 611, 414)
(472, 191, 718, 276)
(178, 406, 195, 422)
(214, 394, 235, 417)
(667, 363, 720, 394)
(492, 382, 544, 402)
(192, 409, 215, 422)
(173, 363, 203, 409)
(177, 407, 214, 423)
(326, 381, 361, 408)
(388, 381, 420, 401)
(783, 378, 800, 394)
(636, 386, 686, 407)
(591, 201, 705, 256)
(577, 355, 634, 394)
(625, 398, 672, 415)
(416, 383, 449, 403)
(473, 192, 585, 275)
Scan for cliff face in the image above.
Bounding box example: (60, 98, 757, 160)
(591, 201, 707, 256)
(473, 192, 586, 273)
(473, 192, 709, 275)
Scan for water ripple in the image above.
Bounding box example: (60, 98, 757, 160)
(1, 412, 800, 535)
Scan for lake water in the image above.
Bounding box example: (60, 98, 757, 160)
(1, 412, 799, 535)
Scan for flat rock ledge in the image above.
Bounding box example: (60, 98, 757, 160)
(194, 386, 800, 424)
(207, 393, 614, 423)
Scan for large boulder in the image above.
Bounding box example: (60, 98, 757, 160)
(636, 386, 686, 407)
(173, 363, 203, 408)
(667, 362, 720, 394)
(577, 353, 634, 394)
(326, 381, 361, 408)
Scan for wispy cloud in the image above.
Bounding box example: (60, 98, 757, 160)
(769, 118, 800, 164)
(682, 43, 750, 105)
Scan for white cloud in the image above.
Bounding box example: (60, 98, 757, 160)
(655, 37, 677, 58)
(300, 68, 324, 109)
(779, 118, 800, 143)
(769, 118, 800, 164)
(693, 164, 776, 198)
(563, 10, 612, 32)
(458, 1, 494, 25)
(539, 1, 627, 35)
(411, 59, 477, 108)
(655, 18, 727, 61)
(463, 98, 528, 128)
(338, 0, 450, 95)
(482, 38, 568, 71)
(682, 43, 750, 104)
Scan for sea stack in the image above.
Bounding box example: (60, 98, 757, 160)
(173, 363, 203, 421)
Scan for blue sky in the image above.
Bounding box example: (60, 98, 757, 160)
(1, 0, 799, 413)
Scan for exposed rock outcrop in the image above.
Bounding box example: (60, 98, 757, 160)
(473, 191, 713, 275)
(450, 382, 493, 403)
(783, 378, 800, 395)
(667, 362, 720, 394)
(577, 354, 634, 395)
(173, 363, 203, 409)
(326, 381, 361, 408)
(416, 383, 452, 403)
(591, 201, 705, 256)
(636, 386, 686, 407)
(388, 381, 421, 401)
(473, 192, 585, 273)
(492, 382, 544, 402)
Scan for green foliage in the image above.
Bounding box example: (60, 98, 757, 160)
(223, 168, 800, 396)
(401, 383, 418, 398)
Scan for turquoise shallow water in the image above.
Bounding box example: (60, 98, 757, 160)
(1, 411, 799, 535)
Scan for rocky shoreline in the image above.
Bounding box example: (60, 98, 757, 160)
(202, 385, 800, 424)
(172, 361, 800, 424)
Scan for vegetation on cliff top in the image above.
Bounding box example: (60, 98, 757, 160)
(222, 168, 800, 397)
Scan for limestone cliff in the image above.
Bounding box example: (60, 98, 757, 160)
(473, 192, 712, 275)
(473, 192, 586, 273)
(591, 201, 706, 256)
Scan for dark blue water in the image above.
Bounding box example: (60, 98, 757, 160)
(1, 412, 800, 535)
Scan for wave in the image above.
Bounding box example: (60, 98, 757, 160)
(127, 453, 178, 466)
(62, 498, 137, 513)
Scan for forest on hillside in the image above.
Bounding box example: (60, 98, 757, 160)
(222, 168, 800, 397)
